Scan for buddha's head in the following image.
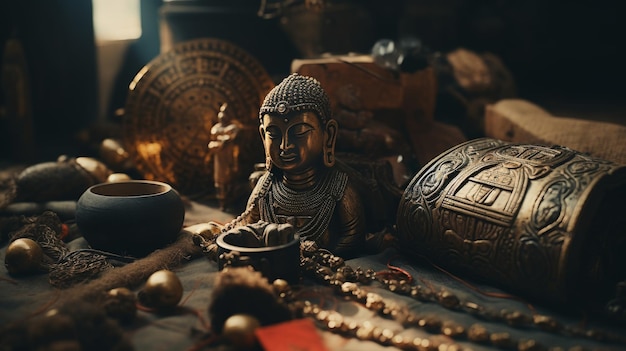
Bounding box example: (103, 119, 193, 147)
(259, 74, 338, 174)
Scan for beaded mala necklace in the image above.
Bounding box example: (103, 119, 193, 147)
(264, 240, 626, 351)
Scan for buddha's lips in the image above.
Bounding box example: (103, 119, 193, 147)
(280, 153, 297, 162)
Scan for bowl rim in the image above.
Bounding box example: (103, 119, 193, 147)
(85, 180, 174, 198)
(216, 231, 301, 253)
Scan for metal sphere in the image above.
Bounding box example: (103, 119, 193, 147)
(4, 238, 43, 275)
(138, 270, 183, 309)
(222, 314, 261, 350)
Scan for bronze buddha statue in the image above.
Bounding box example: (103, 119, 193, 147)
(222, 73, 367, 255)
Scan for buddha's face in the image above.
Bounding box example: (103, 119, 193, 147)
(260, 111, 325, 173)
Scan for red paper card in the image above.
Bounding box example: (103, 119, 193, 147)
(255, 318, 328, 351)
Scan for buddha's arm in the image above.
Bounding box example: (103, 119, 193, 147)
(332, 182, 367, 254)
(221, 177, 263, 232)
(192, 183, 263, 259)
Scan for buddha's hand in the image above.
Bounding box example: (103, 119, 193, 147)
(263, 223, 295, 247)
(189, 221, 225, 260)
(224, 225, 264, 248)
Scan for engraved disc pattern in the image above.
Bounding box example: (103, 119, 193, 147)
(124, 38, 274, 196)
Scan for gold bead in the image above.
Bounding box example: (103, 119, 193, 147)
(490, 332, 514, 348)
(517, 339, 545, 351)
(441, 320, 465, 338)
(341, 282, 358, 294)
(272, 278, 289, 294)
(345, 320, 359, 335)
(391, 334, 410, 348)
(327, 311, 342, 321)
(418, 315, 442, 332)
(380, 328, 395, 344)
(316, 310, 330, 322)
(222, 314, 260, 350)
(467, 324, 489, 343)
(138, 269, 183, 309)
(439, 343, 463, 351)
(438, 290, 460, 309)
(503, 309, 530, 326)
(365, 292, 385, 311)
(371, 326, 383, 340)
(326, 319, 341, 330)
(354, 289, 368, 301)
(356, 323, 374, 340)
(418, 337, 435, 351)
(388, 280, 398, 292)
(412, 337, 423, 349)
(533, 314, 560, 332)
(4, 238, 43, 275)
(405, 313, 418, 326)
(463, 301, 483, 314)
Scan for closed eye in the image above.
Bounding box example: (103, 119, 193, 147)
(291, 123, 314, 137)
(265, 126, 281, 139)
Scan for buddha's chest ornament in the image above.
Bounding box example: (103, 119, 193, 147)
(258, 169, 348, 243)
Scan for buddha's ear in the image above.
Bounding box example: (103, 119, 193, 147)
(259, 124, 265, 141)
(259, 125, 273, 171)
(323, 119, 338, 167)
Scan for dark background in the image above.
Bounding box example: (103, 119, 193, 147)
(1, 0, 624, 163)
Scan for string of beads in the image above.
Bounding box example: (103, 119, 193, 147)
(270, 240, 626, 351)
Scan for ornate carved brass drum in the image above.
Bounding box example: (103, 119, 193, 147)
(397, 138, 626, 304)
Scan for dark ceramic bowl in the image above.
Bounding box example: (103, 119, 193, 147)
(76, 180, 185, 257)
(216, 231, 301, 283)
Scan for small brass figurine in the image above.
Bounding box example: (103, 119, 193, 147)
(224, 74, 367, 255)
(209, 103, 243, 209)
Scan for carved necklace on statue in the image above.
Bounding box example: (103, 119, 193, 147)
(257, 168, 348, 243)
(268, 241, 626, 351)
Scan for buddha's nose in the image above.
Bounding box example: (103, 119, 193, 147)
(280, 134, 294, 151)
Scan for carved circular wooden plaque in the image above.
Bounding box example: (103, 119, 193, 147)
(124, 38, 274, 197)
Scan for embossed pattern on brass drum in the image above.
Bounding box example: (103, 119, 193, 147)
(397, 138, 626, 304)
(124, 38, 274, 197)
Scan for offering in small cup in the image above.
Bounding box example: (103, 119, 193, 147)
(216, 221, 300, 283)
